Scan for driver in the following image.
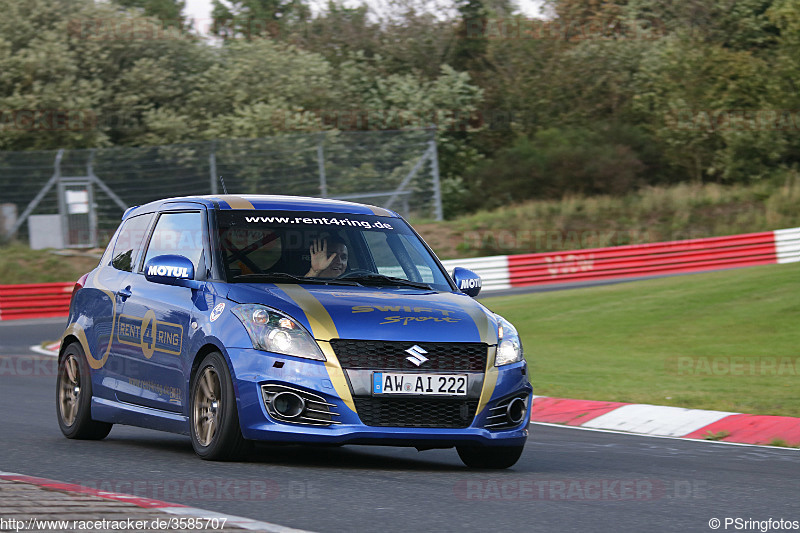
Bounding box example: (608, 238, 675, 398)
(305, 236, 348, 278)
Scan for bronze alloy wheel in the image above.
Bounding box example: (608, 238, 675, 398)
(189, 352, 250, 460)
(56, 342, 112, 440)
(58, 354, 81, 426)
(193, 366, 222, 447)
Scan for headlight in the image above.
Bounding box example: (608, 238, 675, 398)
(232, 304, 325, 361)
(495, 315, 523, 366)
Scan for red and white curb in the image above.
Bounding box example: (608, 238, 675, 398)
(0, 472, 311, 533)
(530, 396, 800, 447)
(29, 341, 60, 357)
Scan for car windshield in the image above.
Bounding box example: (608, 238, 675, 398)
(216, 210, 454, 291)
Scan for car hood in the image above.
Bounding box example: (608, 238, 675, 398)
(225, 283, 499, 344)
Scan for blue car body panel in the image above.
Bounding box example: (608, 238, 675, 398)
(62, 195, 532, 452)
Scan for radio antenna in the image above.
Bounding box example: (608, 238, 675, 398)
(219, 176, 228, 194)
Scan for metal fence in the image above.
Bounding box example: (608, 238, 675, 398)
(0, 129, 442, 248)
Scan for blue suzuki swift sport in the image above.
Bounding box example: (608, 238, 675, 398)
(57, 195, 532, 468)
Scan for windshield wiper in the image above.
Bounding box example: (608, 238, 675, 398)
(230, 273, 360, 286)
(338, 272, 432, 290)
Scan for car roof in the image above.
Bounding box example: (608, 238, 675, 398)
(122, 194, 399, 220)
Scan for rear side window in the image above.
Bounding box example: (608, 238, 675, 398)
(111, 214, 154, 272)
(143, 211, 206, 273)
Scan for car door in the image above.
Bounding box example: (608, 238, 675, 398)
(113, 206, 209, 413)
(91, 212, 155, 403)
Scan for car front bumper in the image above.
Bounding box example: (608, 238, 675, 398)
(227, 347, 532, 448)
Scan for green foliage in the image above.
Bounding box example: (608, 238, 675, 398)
(451, 0, 489, 73)
(2, 0, 800, 213)
(704, 430, 731, 441)
(461, 124, 649, 212)
(211, 0, 311, 39)
(116, 0, 187, 25)
(630, 34, 782, 183)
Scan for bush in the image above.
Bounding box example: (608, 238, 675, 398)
(459, 125, 651, 212)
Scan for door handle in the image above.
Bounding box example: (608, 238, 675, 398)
(118, 286, 132, 301)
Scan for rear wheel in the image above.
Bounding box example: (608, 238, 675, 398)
(456, 444, 525, 469)
(190, 352, 250, 460)
(56, 342, 112, 440)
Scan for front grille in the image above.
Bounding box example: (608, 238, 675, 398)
(353, 397, 478, 428)
(330, 340, 488, 371)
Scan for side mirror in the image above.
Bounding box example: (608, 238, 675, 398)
(452, 267, 482, 297)
(144, 255, 200, 289)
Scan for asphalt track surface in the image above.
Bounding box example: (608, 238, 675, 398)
(1, 319, 798, 533)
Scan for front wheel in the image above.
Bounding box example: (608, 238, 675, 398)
(190, 352, 250, 461)
(56, 342, 112, 440)
(456, 444, 525, 469)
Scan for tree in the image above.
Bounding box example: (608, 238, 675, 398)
(451, 0, 489, 72)
(115, 0, 187, 27)
(210, 0, 311, 39)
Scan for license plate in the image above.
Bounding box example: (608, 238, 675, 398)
(372, 373, 468, 397)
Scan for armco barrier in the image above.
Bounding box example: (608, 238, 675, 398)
(0, 282, 73, 321)
(441, 226, 800, 292)
(2, 227, 799, 320)
(506, 231, 777, 286)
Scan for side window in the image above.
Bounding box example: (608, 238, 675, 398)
(143, 212, 206, 274)
(111, 214, 154, 272)
(393, 234, 436, 283)
(364, 232, 401, 277)
(370, 232, 437, 283)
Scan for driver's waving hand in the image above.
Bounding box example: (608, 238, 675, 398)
(306, 236, 348, 278)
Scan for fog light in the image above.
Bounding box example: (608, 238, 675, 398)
(506, 397, 527, 425)
(272, 391, 305, 418)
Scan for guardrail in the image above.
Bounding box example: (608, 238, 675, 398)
(0, 282, 73, 321)
(441, 226, 800, 292)
(2, 227, 799, 320)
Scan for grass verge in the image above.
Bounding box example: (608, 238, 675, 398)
(416, 173, 800, 259)
(481, 262, 800, 417)
(0, 243, 100, 284)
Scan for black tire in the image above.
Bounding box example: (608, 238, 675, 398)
(190, 352, 250, 461)
(457, 444, 525, 469)
(56, 342, 113, 440)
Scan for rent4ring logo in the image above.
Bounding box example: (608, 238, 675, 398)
(117, 312, 183, 358)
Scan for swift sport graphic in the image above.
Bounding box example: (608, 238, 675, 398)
(57, 195, 532, 468)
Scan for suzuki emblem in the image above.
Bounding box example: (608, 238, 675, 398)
(405, 345, 429, 366)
